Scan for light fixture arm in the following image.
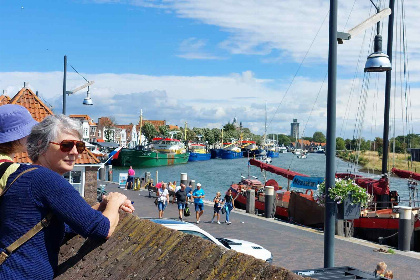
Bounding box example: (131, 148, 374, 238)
(66, 81, 95, 95)
(337, 8, 391, 43)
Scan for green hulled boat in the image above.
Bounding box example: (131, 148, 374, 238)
(112, 138, 189, 168)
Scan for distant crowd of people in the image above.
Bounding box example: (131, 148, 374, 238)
(153, 181, 235, 224)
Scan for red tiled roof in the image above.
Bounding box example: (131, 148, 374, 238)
(168, 125, 179, 130)
(69, 114, 96, 126)
(0, 95, 10, 105)
(2, 87, 100, 165)
(9, 87, 54, 121)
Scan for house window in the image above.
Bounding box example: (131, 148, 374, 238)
(63, 170, 83, 196)
(71, 171, 82, 184)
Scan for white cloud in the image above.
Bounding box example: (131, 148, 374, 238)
(177, 37, 225, 60)
(3, 68, 419, 140)
(5, 1, 420, 141)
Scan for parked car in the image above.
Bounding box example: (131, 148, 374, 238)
(149, 218, 273, 263)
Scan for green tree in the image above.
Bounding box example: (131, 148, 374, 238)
(278, 134, 292, 146)
(211, 128, 222, 144)
(103, 117, 116, 142)
(359, 138, 371, 152)
(345, 138, 352, 150)
(158, 125, 169, 137)
(223, 122, 236, 132)
(336, 137, 345, 150)
(192, 127, 204, 140)
(313, 131, 326, 143)
(203, 128, 215, 145)
(186, 129, 196, 141)
(374, 137, 383, 156)
(142, 123, 158, 142)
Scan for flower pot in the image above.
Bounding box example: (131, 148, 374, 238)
(336, 195, 361, 220)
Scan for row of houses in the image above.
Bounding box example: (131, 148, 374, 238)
(70, 115, 174, 148)
(291, 139, 327, 152)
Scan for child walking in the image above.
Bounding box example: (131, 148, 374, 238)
(211, 192, 222, 224)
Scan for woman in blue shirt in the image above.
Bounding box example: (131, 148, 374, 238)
(0, 112, 134, 279)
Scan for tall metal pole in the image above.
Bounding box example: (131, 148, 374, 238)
(382, 0, 395, 175)
(324, 0, 337, 268)
(62, 55, 67, 115)
(139, 109, 143, 146)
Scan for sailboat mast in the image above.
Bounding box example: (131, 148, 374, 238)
(184, 122, 187, 141)
(264, 102, 267, 146)
(382, 0, 395, 176)
(138, 109, 143, 146)
(221, 128, 224, 148)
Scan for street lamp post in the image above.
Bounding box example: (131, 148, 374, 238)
(324, 0, 338, 268)
(62, 55, 94, 115)
(325, 0, 394, 268)
(63, 55, 67, 115)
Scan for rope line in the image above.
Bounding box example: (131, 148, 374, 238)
(266, 10, 329, 131)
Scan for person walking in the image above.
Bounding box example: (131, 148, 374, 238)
(157, 183, 169, 218)
(126, 166, 135, 190)
(175, 184, 187, 220)
(185, 182, 193, 203)
(224, 189, 235, 224)
(211, 192, 222, 224)
(192, 183, 205, 224)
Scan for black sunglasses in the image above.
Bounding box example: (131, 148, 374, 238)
(49, 140, 86, 153)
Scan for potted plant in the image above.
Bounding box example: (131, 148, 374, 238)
(317, 178, 371, 220)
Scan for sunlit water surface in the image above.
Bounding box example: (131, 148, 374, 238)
(112, 153, 414, 205)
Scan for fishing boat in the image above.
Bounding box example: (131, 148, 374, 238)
(241, 140, 261, 157)
(229, 159, 420, 249)
(220, 142, 243, 159)
(188, 143, 211, 162)
(210, 148, 223, 159)
(315, 146, 325, 154)
(112, 137, 189, 167)
(293, 148, 302, 156)
(266, 146, 280, 158)
(255, 150, 272, 164)
(297, 152, 307, 159)
(229, 159, 325, 227)
(279, 145, 288, 153)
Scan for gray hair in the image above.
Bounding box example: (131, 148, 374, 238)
(27, 114, 82, 162)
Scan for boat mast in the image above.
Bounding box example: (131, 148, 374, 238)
(221, 128, 224, 148)
(264, 102, 267, 147)
(138, 109, 143, 146)
(184, 121, 187, 141)
(382, 0, 395, 177)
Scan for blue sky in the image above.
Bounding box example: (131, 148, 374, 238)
(1, 0, 419, 140)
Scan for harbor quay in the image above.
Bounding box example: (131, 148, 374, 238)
(101, 180, 420, 280)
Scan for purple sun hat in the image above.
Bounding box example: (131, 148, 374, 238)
(0, 104, 38, 144)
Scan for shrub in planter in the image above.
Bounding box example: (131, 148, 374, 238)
(317, 179, 371, 219)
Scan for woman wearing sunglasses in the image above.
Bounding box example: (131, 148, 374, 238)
(0, 114, 134, 280)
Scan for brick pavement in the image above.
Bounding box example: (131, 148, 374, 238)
(101, 181, 420, 280)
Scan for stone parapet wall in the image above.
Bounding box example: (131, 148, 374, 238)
(84, 166, 98, 205)
(55, 214, 307, 280)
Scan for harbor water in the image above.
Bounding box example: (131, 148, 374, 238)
(112, 153, 414, 205)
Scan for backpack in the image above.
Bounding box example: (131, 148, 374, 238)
(0, 161, 18, 193)
(0, 162, 53, 265)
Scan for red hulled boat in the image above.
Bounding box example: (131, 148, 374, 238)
(229, 159, 420, 250)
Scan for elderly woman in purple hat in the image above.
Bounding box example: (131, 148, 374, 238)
(0, 108, 134, 279)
